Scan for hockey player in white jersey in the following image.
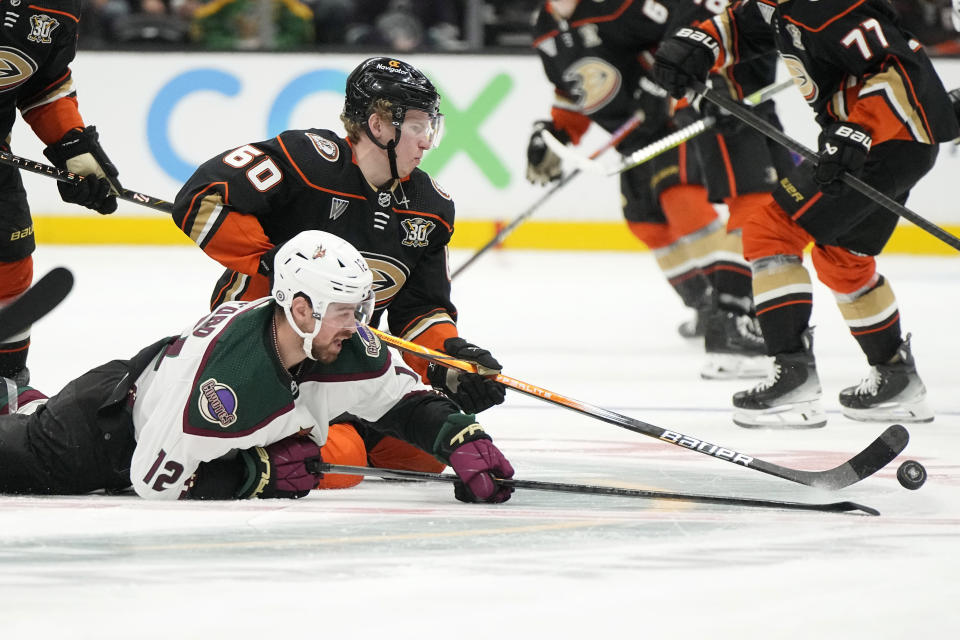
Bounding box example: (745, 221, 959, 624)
(0, 231, 515, 503)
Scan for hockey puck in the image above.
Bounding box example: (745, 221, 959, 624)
(896, 460, 927, 490)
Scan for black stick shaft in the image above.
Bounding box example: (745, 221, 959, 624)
(689, 79, 960, 252)
(0, 149, 173, 214)
(320, 464, 879, 515)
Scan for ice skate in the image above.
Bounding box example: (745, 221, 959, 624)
(840, 334, 934, 423)
(701, 311, 770, 380)
(732, 332, 825, 428)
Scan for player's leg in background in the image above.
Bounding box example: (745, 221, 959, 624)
(732, 139, 938, 428)
(812, 141, 940, 423)
(733, 196, 824, 428)
(685, 103, 784, 380)
(0, 360, 135, 494)
(0, 160, 36, 386)
(621, 147, 715, 341)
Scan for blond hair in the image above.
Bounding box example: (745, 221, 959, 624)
(340, 98, 394, 143)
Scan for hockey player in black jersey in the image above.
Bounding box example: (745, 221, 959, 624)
(0, 0, 122, 387)
(654, 0, 960, 427)
(527, 0, 792, 379)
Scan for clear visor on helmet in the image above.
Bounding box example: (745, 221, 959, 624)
(400, 113, 445, 149)
(314, 290, 376, 330)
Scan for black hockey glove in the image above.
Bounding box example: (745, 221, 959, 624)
(632, 75, 671, 135)
(814, 122, 872, 196)
(653, 27, 721, 99)
(427, 337, 506, 413)
(236, 436, 323, 499)
(526, 120, 568, 186)
(43, 126, 121, 214)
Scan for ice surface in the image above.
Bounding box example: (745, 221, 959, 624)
(1, 246, 957, 638)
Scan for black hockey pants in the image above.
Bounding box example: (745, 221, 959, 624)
(0, 337, 172, 494)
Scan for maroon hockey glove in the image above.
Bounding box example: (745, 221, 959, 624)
(814, 122, 872, 196)
(526, 120, 569, 186)
(653, 27, 720, 99)
(43, 126, 121, 214)
(238, 436, 323, 499)
(427, 337, 506, 413)
(444, 419, 514, 503)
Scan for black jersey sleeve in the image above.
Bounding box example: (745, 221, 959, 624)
(365, 390, 463, 461)
(796, 1, 959, 143)
(15, 1, 85, 143)
(17, 0, 83, 105)
(172, 132, 316, 276)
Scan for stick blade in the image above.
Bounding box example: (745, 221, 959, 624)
(540, 130, 607, 175)
(840, 502, 881, 517)
(810, 424, 910, 490)
(0, 267, 74, 342)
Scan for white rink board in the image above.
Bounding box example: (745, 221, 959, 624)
(9, 52, 960, 223)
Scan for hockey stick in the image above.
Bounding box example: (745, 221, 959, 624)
(368, 327, 908, 490)
(450, 111, 646, 279)
(0, 149, 173, 214)
(320, 463, 879, 515)
(541, 116, 713, 176)
(0, 267, 74, 342)
(540, 78, 794, 176)
(689, 79, 960, 252)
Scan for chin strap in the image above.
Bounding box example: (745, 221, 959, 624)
(363, 121, 402, 182)
(385, 139, 400, 181)
(282, 305, 320, 361)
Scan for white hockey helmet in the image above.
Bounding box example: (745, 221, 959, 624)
(271, 230, 375, 359)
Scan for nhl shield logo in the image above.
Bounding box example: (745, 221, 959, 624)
(27, 14, 59, 44)
(400, 218, 436, 247)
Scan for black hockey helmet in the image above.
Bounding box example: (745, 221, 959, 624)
(343, 57, 441, 127)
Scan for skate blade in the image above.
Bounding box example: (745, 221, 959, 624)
(841, 399, 934, 423)
(701, 354, 771, 380)
(733, 400, 827, 429)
